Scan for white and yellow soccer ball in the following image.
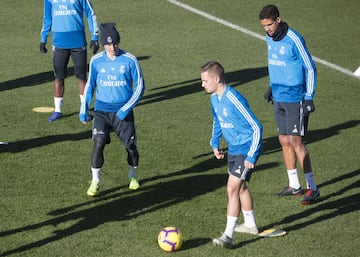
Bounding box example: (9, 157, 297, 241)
(157, 226, 183, 252)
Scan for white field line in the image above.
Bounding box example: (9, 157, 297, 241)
(167, 0, 359, 79)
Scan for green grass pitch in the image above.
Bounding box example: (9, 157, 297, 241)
(0, 0, 359, 256)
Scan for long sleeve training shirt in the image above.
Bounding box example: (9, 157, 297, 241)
(40, 0, 98, 49)
(80, 50, 145, 121)
(266, 27, 317, 102)
(210, 86, 263, 164)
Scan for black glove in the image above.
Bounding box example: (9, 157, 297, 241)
(264, 86, 273, 103)
(303, 100, 315, 116)
(90, 40, 99, 54)
(39, 42, 47, 53)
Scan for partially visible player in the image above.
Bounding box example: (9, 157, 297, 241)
(201, 61, 263, 248)
(259, 4, 319, 204)
(40, 0, 99, 122)
(80, 23, 145, 196)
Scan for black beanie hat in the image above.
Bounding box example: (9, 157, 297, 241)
(100, 23, 120, 46)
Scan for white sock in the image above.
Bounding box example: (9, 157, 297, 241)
(91, 167, 101, 183)
(304, 172, 317, 191)
(224, 215, 238, 239)
(242, 210, 256, 227)
(128, 166, 138, 179)
(54, 97, 63, 113)
(287, 169, 301, 189)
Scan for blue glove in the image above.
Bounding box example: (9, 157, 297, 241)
(90, 40, 99, 54)
(39, 42, 47, 53)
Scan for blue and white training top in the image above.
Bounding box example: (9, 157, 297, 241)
(40, 0, 98, 49)
(266, 28, 317, 102)
(79, 49, 145, 121)
(210, 86, 263, 164)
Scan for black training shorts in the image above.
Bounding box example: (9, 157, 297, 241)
(274, 101, 309, 136)
(52, 46, 87, 80)
(228, 154, 252, 181)
(92, 110, 137, 148)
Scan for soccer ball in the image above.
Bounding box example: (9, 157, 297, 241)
(157, 226, 183, 252)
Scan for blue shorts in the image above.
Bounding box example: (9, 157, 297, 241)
(227, 154, 252, 181)
(274, 101, 309, 136)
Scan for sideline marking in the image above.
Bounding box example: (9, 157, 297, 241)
(167, 0, 359, 80)
(354, 66, 360, 77)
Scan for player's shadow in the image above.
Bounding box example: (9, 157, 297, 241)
(138, 66, 268, 106)
(0, 69, 73, 92)
(0, 156, 228, 256)
(258, 169, 359, 231)
(0, 130, 91, 153)
(230, 168, 360, 249)
(261, 119, 360, 155)
(188, 120, 359, 170)
(47, 156, 227, 217)
(180, 238, 212, 250)
(0, 56, 150, 92)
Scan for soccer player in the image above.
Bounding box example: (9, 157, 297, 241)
(40, 0, 99, 122)
(80, 23, 145, 196)
(259, 5, 319, 204)
(201, 61, 263, 248)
